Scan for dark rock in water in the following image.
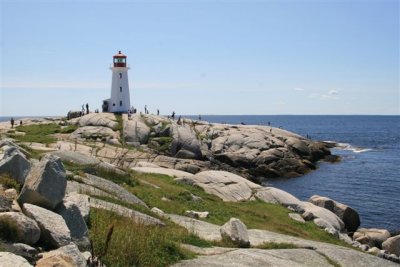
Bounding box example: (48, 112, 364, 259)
(309, 195, 360, 233)
(323, 154, 341, 163)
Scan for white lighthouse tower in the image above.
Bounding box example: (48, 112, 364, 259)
(102, 51, 131, 113)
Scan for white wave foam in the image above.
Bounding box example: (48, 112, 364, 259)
(330, 142, 372, 153)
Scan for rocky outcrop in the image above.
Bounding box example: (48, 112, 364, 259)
(63, 193, 90, 223)
(69, 112, 118, 129)
(382, 235, 400, 256)
(0, 146, 31, 184)
(170, 124, 202, 160)
(255, 187, 303, 209)
(173, 248, 336, 267)
(18, 154, 66, 210)
(51, 150, 100, 166)
(176, 170, 261, 202)
(0, 252, 33, 267)
(70, 126, 119, 143)
(90, 198, 164, 226)
(124, 115, 151, 144)
(36, 243, 86, 267)
(82, 173, 148, 208)
(23, 203, 71, 248)
(132, 166, 194, 179)
(353, 228, 391, 248)
(309, 195, 360, 232)
(220, 218, 250, 248)
(55, 200, 89, 250)
(0, 212, 40, 245)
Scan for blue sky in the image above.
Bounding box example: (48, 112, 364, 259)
(1, 0, 399, 116)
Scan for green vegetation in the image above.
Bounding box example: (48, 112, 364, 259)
(148, 137, 172, 154)
(89, 208, 194, 267)
(0, 174, 21, 192)
(128, 171, 349, 247)
(8, 123, 77, 144)
(256, 242, 298, 250)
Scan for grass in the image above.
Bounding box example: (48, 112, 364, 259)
(10, 123, 76, 144)
(0, 174, 21, 192)
(128, 171, 350, 247)
(89, 208, 195, 267)
(256, 242, 299, 249)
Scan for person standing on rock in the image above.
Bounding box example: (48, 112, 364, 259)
(157, 109, 160, 116)
(86, 103, 89, 114)
(171, 111, 175, 120)
(10, 117, 14, 128)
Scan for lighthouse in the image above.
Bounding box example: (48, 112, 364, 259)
(102, 51, 131, 113)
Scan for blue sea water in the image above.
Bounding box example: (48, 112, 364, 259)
(1, 115, 399, 231)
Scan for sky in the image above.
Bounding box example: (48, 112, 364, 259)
(0, 0, 399, 116)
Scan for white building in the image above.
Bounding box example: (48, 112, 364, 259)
(102, 51, 131, 113)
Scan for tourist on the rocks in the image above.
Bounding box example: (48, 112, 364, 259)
(20, 120, 22, 126)
(171, 111, 175, 120)
(86, 103, 89, 114)
(10, 117, 14, 128)
(157, 109, 160, 116)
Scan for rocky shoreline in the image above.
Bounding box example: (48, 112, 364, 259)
(0, 113, 399, 266)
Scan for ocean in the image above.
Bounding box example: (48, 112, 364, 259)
(1, 115, 399, 232)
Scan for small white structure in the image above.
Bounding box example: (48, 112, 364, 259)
(102, 51, 131, 113)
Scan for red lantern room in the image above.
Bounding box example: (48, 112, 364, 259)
(113, 51, 127, 67)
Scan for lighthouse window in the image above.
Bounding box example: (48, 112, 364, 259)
(120, 101, 122, 106)
(120, 86, 122, 92)
(119, 73, 122, 79)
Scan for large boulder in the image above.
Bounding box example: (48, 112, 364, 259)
(353, 228, 391, 248)
(83, 173, 148, 208)
(69, 112, 118, 129)
(124, 116, 151, 144)
(255, 187, 303, 210)
(301, 202, 345, 231)
(55, 200, 89, 250)
(18, 154, 66, 210)
(36, 243, 86, 267)
(64, 193, 90, 223)
(180, 170, 261, 202)
(309, 195, 360, 232)
(382, 235, 400, 256)
(0, 252, 33, 267)
(220, 218, 250, 248)
(0, 212, 40, 245)
(23, 203, 71, 248)
(170, 124, 202, 159)
(51, 150, 100, 166)
(0, 146, 31, 184)
(70, 126, 119, 141)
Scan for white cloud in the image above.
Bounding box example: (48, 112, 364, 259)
(322, 89, 340, 100)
